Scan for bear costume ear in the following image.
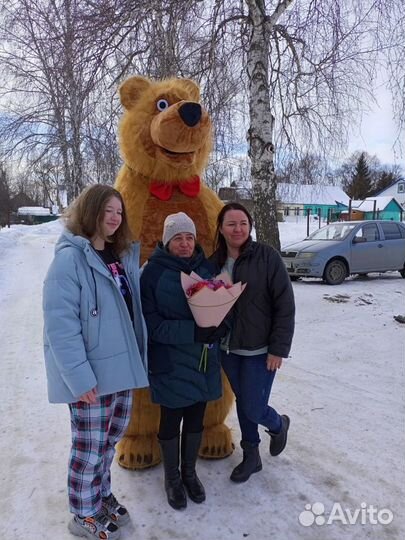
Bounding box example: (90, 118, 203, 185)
(176, 78, 200, 102)
(119, 76, 151, 110)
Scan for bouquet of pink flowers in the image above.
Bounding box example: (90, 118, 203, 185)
(185, 277, 232, 298)
(180, 271, 246, 328)
(180, 271, 246, 371)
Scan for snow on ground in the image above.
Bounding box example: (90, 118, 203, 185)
(0, 219, 404, 540)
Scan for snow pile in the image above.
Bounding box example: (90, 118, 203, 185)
(0, 219, 404, 540)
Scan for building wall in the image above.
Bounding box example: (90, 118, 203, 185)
(303, 204, 337, 219)
(340, 210, 365, 221)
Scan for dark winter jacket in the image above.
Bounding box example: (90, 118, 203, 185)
(210, 239, 295, 358)
(140, 243, 222, 408)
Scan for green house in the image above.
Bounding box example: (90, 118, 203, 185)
(350, 197, 403, 221)
(303, 201, 348, 220)
(276, 183, 350, 220)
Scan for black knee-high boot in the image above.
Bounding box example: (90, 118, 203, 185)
(181, 431, 206, 503)
(158, 436, 187, 510)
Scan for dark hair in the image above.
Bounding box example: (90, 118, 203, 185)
(63, 184, 133, 254)
(214, 202, 253, 267)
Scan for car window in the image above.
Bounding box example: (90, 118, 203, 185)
(308, 223, 356, 240)
(354, 223, 380, 242)
(380, 222, 402, 240)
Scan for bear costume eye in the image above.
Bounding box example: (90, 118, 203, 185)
(156, 99, 169, 112)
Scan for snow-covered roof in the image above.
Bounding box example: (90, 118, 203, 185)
(17, 206, 51, 216)
(276, 183, 349, 206)
(351, 196, 399, 212)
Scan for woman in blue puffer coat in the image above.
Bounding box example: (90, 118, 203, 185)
(140, 212, 228, 511)
(43, 184, 148, 540)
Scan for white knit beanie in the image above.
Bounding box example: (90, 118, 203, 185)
(162, 212, 196, 246)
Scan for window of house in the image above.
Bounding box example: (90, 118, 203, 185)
(398, 183, 405, 193)
(381, 222, 402, 240)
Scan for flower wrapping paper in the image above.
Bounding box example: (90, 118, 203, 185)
(180, 271, 246, 327)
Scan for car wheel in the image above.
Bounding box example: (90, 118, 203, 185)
(323, 259, 347, 285)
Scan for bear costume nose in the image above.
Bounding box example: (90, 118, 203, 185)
(179, 102, 202, 127)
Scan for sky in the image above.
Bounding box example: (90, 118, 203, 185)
(0, 219, 404, 540)
(346, 75, 404, 170)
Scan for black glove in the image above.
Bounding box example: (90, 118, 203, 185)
(211, 320, 229, 340)
(194, 321, 229, 344)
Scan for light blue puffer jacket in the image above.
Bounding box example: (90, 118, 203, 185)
(43, 229, 149, 403)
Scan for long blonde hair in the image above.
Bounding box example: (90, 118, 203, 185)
(63, 184, 133, 254)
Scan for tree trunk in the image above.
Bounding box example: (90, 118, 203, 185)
(246, 0, 292, 250)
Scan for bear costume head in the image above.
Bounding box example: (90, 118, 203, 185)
(119, 76, 212, 183)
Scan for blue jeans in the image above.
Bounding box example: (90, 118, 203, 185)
(221, 351, 281, 446)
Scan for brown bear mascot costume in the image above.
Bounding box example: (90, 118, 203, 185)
(115, 75, 234, 469)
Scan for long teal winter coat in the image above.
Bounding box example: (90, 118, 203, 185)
(43, 230, 149, 403)
(140, 243, 222, 408)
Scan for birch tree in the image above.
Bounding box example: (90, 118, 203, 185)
(384, 4, 405, 146)
(245, 0, 292, 248)
(206, 0, 398, 248)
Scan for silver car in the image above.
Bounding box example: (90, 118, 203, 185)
(281, 220, 405, 285)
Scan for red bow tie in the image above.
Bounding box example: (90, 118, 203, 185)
(149, 176, 201, 201)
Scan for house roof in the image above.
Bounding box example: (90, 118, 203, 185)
(351, 196, 401, 212)
(17, 206, 50, 216)
(375, 178, 404, 196)
(276, 183, 350, 206)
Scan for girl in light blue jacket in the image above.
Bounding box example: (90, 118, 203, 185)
(43, 184, 148, 540)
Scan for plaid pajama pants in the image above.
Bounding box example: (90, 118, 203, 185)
(68, 390, 132, 516)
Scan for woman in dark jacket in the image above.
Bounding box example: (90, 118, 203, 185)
(210, 203, 295, 484)
(140, 212, 227, 510)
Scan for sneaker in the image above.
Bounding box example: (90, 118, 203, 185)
(102, 493, 130, 526)
(68, 511, 120, 539)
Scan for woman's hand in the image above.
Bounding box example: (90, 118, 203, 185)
(78, 387, 98, 404)
(266, 354, 283, 371)
(194, 322, 228, 344)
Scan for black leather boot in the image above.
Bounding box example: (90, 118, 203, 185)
(230, 441, 262, 483)
(158, 437, 187, 510)
(181, 431, 206, 503)
(266, 414, 290, 456)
